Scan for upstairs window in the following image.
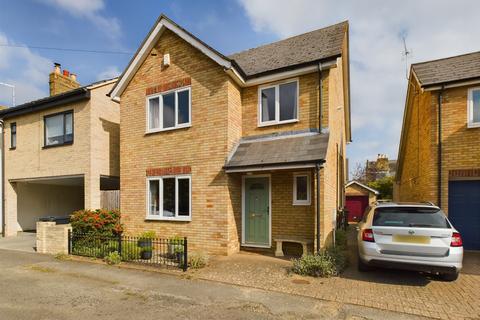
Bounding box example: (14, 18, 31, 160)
(259, 80, 298, 126)
(10, 122, 16, 149)
(468, 88, 480, 128)
(147, 87, 191, 132)
(44, 111, 73, 147)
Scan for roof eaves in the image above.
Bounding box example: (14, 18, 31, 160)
(0, 88, 89, 119)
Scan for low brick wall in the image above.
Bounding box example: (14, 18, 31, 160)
(36, 222, 72, 255)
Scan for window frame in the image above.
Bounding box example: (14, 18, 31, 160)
(467, 87, 480, 128)
(146, 86, 192, 133)
(10, 122, 16, 150)
(146, 175, 192, 221)
(257, 78, 299, 127)
(293, 172, 311, 206)
(43, 110, 74, 148)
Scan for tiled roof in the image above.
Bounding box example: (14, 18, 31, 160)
(229, 21, 347, 78)
(412, 51, 480, 87)
(224, 131, 328, 169)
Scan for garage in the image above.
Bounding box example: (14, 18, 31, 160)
(345, 181, 379, 223)
(12, 175, 85, 232)
(448, 180, 480, 250)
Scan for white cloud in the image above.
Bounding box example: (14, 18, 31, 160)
(96, 65, 120, 81)
(0, 33, 51, 107)
(42, 0, 120, 39)
(238, 0, 480, 169)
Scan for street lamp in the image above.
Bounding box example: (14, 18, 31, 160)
(0, 82, 15, 107)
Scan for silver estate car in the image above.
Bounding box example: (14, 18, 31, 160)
(357, 202, 463, 281)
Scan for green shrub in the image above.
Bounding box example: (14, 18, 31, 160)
(188, 252, 208, 269)
(121, 242, 141, 261)
(292, 248, 347, 277)
(104, 252, 121, 265)
(70, 209, 123, 236)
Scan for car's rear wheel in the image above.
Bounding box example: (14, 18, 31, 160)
(439, 272, 459, 282)
(357, 255, 371, 272)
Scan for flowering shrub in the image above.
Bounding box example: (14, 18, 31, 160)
(70, 209, 123, 236)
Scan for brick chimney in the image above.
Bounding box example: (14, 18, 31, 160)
(376, 154, 389, 172)
(49, 63, 80, 96)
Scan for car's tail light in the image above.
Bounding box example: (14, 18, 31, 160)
(450, 232, 463, 247)
(362, 229, 375, 242)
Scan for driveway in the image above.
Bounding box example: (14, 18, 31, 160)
(0, 249, 424, 320)
(194, 234, 480, 320)
(0, 232, 36, 252)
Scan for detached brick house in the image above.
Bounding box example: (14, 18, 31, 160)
(395, 52, 480, 250)
(0, 65, 119, 236)
(110, 15, 351, 255)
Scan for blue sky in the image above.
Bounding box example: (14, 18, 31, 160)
(1, 0, 479, 175)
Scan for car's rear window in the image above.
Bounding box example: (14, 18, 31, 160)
(373, 207, 450, 228)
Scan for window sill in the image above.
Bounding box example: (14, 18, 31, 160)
(145, 124, 191, 135)
(467, 122, 480, 129)
(293, 201, 311, 206)
(145, 216, 191, 222)
(258, 119, 298, 128)
(42, 142, 73, 149)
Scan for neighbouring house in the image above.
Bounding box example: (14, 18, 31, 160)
(0, 64, 119, 236)
(345, 181, 378, 223)
(365, 154, 396, 182)
(395, 51, 480, 250)
(109, 14, 351, 256)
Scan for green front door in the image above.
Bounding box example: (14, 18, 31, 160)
(244, 177, 269, 246)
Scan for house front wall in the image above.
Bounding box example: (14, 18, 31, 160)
(120, 29, 232, 255)
(2, 82, 118, 235)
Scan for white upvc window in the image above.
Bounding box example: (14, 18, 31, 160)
(147, 86, 191, 133)
(258, 79, 298, 127)
(467, 87, 480, 128)
(293, 173, 311, 205)
(146, 175, 191, 221)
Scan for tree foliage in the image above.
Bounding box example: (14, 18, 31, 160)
(367, 176, 394, 200)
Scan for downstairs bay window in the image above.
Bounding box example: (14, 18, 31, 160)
(147, 175, 191, 221)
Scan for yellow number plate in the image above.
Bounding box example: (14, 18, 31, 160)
(392, 235, 430, 244)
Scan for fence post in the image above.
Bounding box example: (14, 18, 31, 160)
(68, 229, 71, 254)
(117, 233, 122, 256)
(183, 237, 188, 272)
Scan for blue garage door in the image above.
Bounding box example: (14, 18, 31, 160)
(448, 180, 480, 250)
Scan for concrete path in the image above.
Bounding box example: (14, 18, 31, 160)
(0, 232, 36, 252)
(0, 249, 428, 320)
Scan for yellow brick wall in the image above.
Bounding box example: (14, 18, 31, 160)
(395, 78, 437, 204)
(119, 29, 232, 255)
(320, 58, 347, 248)
(396, 80, 480, 214)
(241, 72, 327, 137)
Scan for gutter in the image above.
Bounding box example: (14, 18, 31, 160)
(0, 120, 4, 236)
(318, 63, 323, 132)
(437, 86, 444, 207)
(316, 163, 324, 252)
(0, 88, 89, 120)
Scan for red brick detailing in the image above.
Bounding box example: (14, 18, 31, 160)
(146, 166, 191, 176)
(145, 77, 191, 95)
(449, 168, 480, 179)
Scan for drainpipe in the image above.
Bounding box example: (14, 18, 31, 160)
(318, 63, 323, 133)
(0, 119, 4, 236)
(316, 163, 323, 252)
(437, 86, 444, 208)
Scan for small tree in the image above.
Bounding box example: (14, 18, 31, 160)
(350, 162, 367, 183)
(367, 176, 394, 200)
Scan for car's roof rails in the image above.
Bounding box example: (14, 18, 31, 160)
(421, 201, 436, 206)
